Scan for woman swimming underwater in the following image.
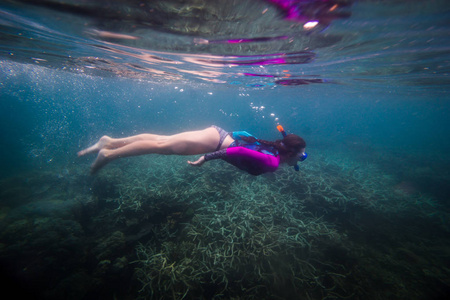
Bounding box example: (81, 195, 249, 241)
(78, 125, 307, 176)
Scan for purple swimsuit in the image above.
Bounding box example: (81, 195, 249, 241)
(204, 131, 280, 176)
(224, 146, 280, 175)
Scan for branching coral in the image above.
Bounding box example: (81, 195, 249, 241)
(127, 156, 350, 298)
(106, 151, 447, 299)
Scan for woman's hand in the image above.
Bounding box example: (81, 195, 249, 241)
(187, 156, 206, 167)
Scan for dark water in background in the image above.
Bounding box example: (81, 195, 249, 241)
(1, 1, 450, 299)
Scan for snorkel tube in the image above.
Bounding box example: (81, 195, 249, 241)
(277, 125, 287, 137)
(277, 125, 307, 171)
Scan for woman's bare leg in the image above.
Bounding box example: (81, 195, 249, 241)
(80, 127, 222, 173)
(77, 134, 164, 157)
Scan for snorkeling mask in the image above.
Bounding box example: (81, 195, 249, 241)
(277, 125, 307, 171)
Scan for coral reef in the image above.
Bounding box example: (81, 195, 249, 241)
(0, 148, 449, 299)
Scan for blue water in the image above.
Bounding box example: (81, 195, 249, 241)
(1, 1, 449, 299)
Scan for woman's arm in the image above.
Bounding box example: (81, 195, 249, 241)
(187, 148, 227, 167)
(189, 146, 279, 175)
(187, 156, 206, 166)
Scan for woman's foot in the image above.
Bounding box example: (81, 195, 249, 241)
(90, 149, 111, 174)
(78, 136, 112, 157)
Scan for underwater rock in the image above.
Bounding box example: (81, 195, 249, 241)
(112, 256, 128, 273)
(393, 181, 418, 197)
(92, 231, 126, 261)
(94, 259, 112, 277)
(49, 271, 92, 300)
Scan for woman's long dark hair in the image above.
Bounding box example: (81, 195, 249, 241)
(241, 134, 306, 157)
